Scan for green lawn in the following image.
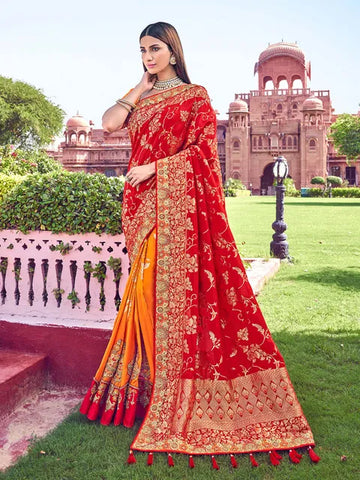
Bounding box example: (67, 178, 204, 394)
(1, 197, 359, 480)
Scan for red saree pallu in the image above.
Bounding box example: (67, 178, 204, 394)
(80, 84, 320, 466)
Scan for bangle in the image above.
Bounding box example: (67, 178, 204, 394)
(119, 98, 137, 109)
(115, 99, 132, 113)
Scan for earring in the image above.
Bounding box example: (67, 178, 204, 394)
(170, 56, 176, 65)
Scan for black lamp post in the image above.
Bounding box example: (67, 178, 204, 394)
(270, 155, 289, 259)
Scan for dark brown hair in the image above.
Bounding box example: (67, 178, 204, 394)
(139, 22, 191, 84)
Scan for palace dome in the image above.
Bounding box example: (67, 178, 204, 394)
(66, 115, 90, 128)
(302, 97, 324, 111)
(229, 99, 248, 113)
(254, 42, 307, 74)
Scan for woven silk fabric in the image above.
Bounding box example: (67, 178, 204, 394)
(120, 84, 315, 455)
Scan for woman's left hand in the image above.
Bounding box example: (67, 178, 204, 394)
(126, 163, 156, 188)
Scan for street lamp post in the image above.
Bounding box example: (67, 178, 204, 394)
(270, 155, 289, 259)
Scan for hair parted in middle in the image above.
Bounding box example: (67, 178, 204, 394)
(139, 22, 191, 84)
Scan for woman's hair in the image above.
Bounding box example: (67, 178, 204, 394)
(139, 22, 191, 84)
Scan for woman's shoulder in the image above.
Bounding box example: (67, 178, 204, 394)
(186, 84, 210, 99)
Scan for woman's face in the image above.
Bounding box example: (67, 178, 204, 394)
(140, 35, 175, 79)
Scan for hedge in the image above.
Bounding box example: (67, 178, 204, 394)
(0, 171, 125, 234)
(307, 187, 360, 198)
(0, 145, 63, 175)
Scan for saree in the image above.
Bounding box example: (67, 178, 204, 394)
(80, 84, 319, 463)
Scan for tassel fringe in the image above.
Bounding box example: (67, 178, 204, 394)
(308, 446, 321, 463)
(128, 446, 319, 468)
(211, 455, 219, 470)
(249, 453, 259, 467)
(127, 450, 136, 464)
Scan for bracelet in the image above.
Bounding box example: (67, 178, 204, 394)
(119, 98, 136, 109)
(115, 99, 132, 113)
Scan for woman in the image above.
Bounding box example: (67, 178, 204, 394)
(80, 22, 320, 468)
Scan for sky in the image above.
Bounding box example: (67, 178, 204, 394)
(1, 0, 359, 135)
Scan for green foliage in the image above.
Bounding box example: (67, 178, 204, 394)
(331, 187, 360, 198)
(107, 256, 122, 282)
(308, 188, 327, 197)
(0, 171, 125, 234)
(330, 113, 360, 162)
(0, 76, 64, 149)
(0, 173, 24, 202)
(326, 175, 342, 187)
(283, 178, 300, 197)
(310, 176, 325, 186)
(49, 241, 73, 255)
(224, 178, 246, 197)
(67, 290, 80, 308)
(0, 145, 63, 175)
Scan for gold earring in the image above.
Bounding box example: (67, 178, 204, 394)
(170, 56, 176, 65)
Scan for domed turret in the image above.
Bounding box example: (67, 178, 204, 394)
(302, 97, 324, 111)
(229, 99, 248, 113)
(66, 115, 90, 128)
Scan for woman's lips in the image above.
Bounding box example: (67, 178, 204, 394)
(147, 64, 156, 68)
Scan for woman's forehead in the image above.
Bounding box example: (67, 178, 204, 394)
(140, 35, 167, 48)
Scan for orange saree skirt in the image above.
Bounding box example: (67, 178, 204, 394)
(80, 228, 156, 427)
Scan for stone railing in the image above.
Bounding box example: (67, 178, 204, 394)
(0, 230, 130, 327)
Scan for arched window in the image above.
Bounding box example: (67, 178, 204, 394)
(292, 103, 298, 111)
(253, 137, 257, 149)
(277, 104, 283, 113)
(282, 136, 287, 148)
(309, 139, 316, 151)
(278, 79, 289, 90)
(287, 137, 293, 148)
(258, 137, 263, 148)
(293, 136, 297, 147)
(233, 141, 240, 149)
(264, 76, 274, 90)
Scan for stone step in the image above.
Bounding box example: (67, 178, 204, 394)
(0, 349, 47, 419)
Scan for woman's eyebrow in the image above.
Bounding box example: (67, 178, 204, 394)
(140, 44, 161, 49)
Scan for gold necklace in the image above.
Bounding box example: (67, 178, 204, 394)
(153, 76, 183, 91)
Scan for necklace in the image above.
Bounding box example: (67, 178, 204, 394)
(153, 76, 183, 91)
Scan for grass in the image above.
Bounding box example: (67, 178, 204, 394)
(1, 196, 360, 480)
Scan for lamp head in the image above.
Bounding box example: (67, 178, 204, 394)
(273, 155, 288, 184)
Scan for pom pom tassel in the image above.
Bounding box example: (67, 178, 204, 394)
(127, 450, 136, 464)
(168, 453, 174, 467)
(269, 450, 281, 466)
(230, 454, 237, 468)
(308, 446, 321, 463)
(272, 450, 282, 460)
(289, 449, 302, 464)
(211, 455, 219, 470)
(147, 452, 153, 466)
(249, 453, 259, 467)
(189, 455, 195, 468)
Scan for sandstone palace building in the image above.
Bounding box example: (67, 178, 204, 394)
(53, 42, 359, 193)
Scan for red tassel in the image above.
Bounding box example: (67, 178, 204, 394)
(289, 449, 301, 464)
(168, 453, 174, 467)
(127, 450, 136, 464)
(269, 451, 280, 466)
(189, 455, 195, 468)
(147, 452, 153, 466)
(211, 455, 219, 470)
(308, 446, 321, 463)
(272, 450, 282, 460)
(230, 454, 237, 468)
(249, 453, 259, 467)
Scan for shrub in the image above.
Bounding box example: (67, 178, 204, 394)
(331, 187, 360, 198)
(0, 173, 25, 202)
(326, 175, 343, 187)
(0, 171, 125, 234)
(283, 178, 300, 197)
(308, 188, 324, 197)
(224, 178, 246, 197)
(0, 145, 62, 175)
(310, 176, 326, 186)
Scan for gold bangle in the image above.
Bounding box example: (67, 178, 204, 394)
(120, 98, 136, 109)
(115, 99, 132, 113)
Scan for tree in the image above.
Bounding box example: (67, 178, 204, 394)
(0, 76, 64, 150)
(330, 113, 360, 163)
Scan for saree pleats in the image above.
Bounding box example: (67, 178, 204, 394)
(79, 228, 156, 427)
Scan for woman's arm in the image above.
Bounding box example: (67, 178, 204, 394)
(102, 72, 155, 133)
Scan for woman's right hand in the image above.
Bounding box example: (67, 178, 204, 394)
(135, 72, 156, 96)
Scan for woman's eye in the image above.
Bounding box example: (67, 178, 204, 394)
(152, 47, 159, 52)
